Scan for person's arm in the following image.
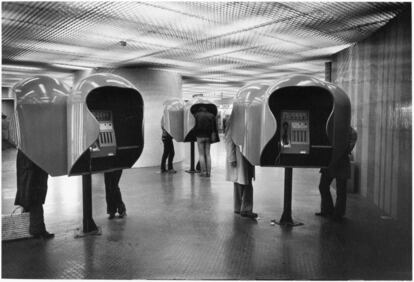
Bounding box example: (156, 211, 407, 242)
(224, 128, 237, 166)
(348, 127, 358, 153)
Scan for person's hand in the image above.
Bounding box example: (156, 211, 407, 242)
(231, 161, 237, 167)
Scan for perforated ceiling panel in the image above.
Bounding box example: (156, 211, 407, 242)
(2, 1, 408, 99)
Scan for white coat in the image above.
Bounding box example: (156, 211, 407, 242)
(225, 126, 255, 185)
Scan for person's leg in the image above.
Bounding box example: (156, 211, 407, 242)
(160, 140, 169, 172)
(333, 177, 348, 219)
(29, 202, 45, 235)
(205, 141, 211, 176)
(29, 202, 53, 238)
(110, 170, 126, 217)
(167, 139, 176, 172)
(240, 183, 257, 218)
(233, 183, 242, 214)
(317, 172, 334, 216)
(104, 172, 117, 218)
(197, 138, 207, 175)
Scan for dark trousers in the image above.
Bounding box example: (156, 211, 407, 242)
(104, 170, 125, 215)
(234, 183, 253, 213)
(318, 172, 348, 217)
(161, 138, 175, 171)
(29, 202, 46, 235)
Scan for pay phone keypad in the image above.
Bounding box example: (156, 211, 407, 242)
(280, 111, 310, 154)
(90, 110, 117, 158)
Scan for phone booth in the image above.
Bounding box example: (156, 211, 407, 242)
(162, 98, 219, 172)
(230, 82, 272, 166)
(68, 73, 144, 175)
(183, 98, 219, 143)
(14, 76, 70, 176)
(14, 74, 144, 236)
(229, 75, 351, 226)
(162, 98, 185, 142)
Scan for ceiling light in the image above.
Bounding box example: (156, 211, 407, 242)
(298, 44, 353, 57)
(52, 64, 92, 70)
(2, 64, 43, 71)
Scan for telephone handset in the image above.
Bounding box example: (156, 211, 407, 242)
(280, 110, 310, 154)
(90, 110, 117, 158)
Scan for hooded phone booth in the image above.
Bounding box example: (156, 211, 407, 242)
(14, 74, 144, 236)
(162, 98, 219, 173)
(229, 75, 351, 226)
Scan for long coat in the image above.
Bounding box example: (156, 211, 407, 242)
(15, 150, 48, 210)
(322, 126, 358, 179)
(225, 127, 255, 185)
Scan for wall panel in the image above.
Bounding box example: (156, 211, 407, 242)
(332, 10, 411, 223)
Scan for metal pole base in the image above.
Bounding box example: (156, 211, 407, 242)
(74, 226, 102, 238)
(271, 167, 303, 227)
(83, 217, 98, 233)
(271, 217, 303, 227)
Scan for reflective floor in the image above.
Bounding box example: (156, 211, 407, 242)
(2, 141, 412, 279)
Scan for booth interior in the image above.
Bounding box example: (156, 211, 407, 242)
(262, 86, 333, 167)
(70, 86, 144, 175)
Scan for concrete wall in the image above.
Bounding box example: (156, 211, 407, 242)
(331, 10, 411, 224)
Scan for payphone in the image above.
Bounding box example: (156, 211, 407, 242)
(280, 110, 310, 155)
(90, 110, 117, 158)
(13, 74, 144, 235)
(228, 75, 351, 226)
(68, 74, 144, 176)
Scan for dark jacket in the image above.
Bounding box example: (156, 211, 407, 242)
(322, 127, 358, 179)
(194, 111, 216, 138)
(15, 150, 48, 210)
(162, 128, 172, 141)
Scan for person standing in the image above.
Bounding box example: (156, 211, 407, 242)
(225, 117, 257, 218)
(316, 126, 358, 221)
(104, 170, 126, 219)
(160, 118, 176, 173)
(194, 106, 217, 177)
(15, 150, 54, 239)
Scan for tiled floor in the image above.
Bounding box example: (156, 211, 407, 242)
(1, 141, 412, 279)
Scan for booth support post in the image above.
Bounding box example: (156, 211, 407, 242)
(185, 141, 197, 173)
(273, 167, 303, 227)
(77, 174, 100, 236)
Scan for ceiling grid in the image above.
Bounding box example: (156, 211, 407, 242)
(1, 1, 408, 99)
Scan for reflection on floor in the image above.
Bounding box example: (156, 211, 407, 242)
(2, 142, 412, 279)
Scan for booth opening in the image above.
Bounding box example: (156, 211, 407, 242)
(261, 86, 334, 167)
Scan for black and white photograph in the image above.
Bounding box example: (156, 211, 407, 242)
(1, 1, 411, 280)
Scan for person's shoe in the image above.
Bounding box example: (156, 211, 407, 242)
(108, 213, 116, 219)
(118, 210, 127, 218)
(234, 211, 240, 214)
(160, 169, 168, 173)
(240, 211, 258, 219)
(168, 169, 177, 174)
(32, 231, 55, 239)
(315, 211, 332, 218)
